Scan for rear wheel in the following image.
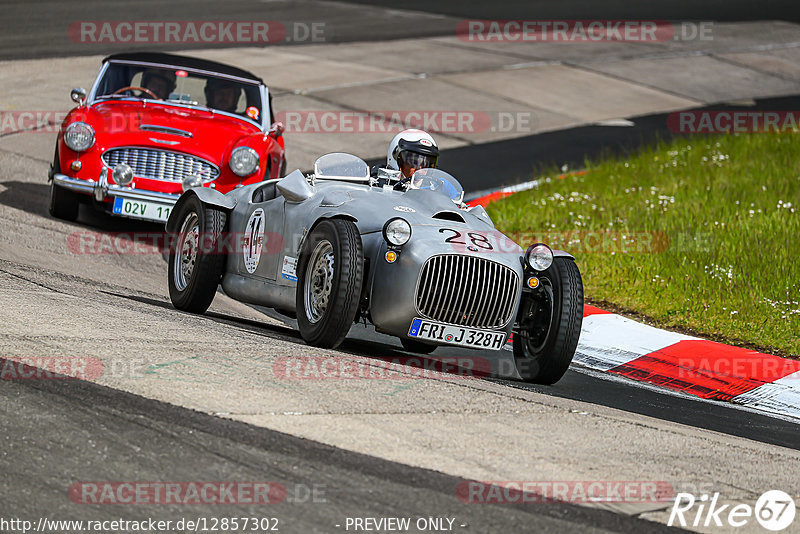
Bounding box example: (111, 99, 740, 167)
(400, 338, 436, 354)
(296, 219, 363, 348)
(168, 196, 227, 314)
(513, 257, 583, 384)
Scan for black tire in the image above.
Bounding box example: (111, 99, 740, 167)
(49, 181, 79, 221)
(48, 143, 60, 181)
(168, 195, 227, 314)
(513, 257, 583, 384)
(296, 219, 363, 348)
(400, 338, 436, 354)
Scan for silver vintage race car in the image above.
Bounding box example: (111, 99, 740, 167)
(166, 153, 583, 384)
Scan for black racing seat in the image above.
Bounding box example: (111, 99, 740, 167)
(252, 180, 281, 203)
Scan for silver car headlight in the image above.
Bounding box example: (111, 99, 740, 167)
(383, 218, 412, 246)
(64, 122, 95, 152)
(525, 243, 553, 271)
(112, 163, 133, 186)
(229, 146, 259, 177)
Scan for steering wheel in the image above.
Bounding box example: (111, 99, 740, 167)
(112, 86, 159, 99)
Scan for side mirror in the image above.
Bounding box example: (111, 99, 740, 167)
(268, 121, 284, 138)
(70, 87, 87, 106)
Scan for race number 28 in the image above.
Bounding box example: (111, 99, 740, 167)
(439, 229, 493, 250)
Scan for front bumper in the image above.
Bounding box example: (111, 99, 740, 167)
(53, 170, 180, 221)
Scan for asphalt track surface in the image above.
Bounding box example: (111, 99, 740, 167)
(259, 309, 800, 451)
(345, 0, 800, 22)
(2, 0, 799, 60)
(364, 94, 800, 194)
(2, 360, 686, 533)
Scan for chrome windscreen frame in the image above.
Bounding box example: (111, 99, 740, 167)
(86, 59, 270, 131)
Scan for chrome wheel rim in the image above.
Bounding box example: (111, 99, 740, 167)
(304, 240, 335, 324)
(173, 212, 199, 292)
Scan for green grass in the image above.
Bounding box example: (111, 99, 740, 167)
(488, 133, 800, 357)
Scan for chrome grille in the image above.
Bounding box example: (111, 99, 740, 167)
(415, 255, 520, 329)
(102, 147, 219, 183)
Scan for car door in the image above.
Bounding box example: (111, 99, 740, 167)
(237, 181, 285, 280)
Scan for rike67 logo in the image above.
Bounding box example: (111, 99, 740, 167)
(669, 490, 796, 531)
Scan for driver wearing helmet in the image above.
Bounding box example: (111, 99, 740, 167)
(373, 129, 439, 190)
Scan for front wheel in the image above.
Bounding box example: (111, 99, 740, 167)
(513, 257, 583, 384)
(49, 181, 79, 221)
(168, 196, 227, 314)
(296, 219, 364, 348)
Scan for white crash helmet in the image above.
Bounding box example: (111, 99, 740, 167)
(386, 129, 439, 171)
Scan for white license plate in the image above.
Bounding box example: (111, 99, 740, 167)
(408, 318, 506, 350)
(113, 197, 172, 222)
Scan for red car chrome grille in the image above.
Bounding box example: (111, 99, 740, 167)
(102, 147, 220, 183)
(415, 254, 520, 329)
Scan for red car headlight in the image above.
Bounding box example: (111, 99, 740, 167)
(229, 146, 259, 177)
(64, 122, 95, 152)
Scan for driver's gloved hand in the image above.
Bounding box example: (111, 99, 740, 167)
(393, 178, 410, 191)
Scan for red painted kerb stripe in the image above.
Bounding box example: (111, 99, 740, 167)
(466, 191, 513, 208)
(583, 305, 611, 317)
(608, 340, 800, 401)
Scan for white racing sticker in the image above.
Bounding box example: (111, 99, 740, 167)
(393, 205, 416, 213)
(243, 208, 265, 273)
(281, 255, 298, 282)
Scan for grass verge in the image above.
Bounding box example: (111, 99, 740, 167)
(488, 133, 800, 357)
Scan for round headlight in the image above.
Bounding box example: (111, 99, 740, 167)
(64, 122, 95, 152)
(383, 218, 411, 246)
(229, 146, 259, 177)
(112, 163, 133, 186)
(525, 243, 553, 271)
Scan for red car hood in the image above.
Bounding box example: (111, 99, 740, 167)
(91, 101, 259, 163)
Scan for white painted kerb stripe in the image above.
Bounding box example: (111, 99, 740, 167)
(575, 314, 698, 372)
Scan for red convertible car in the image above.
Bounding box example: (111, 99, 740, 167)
(48, 52, 286, 223)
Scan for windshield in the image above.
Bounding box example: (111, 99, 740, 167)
(408, 168, 465, 203)
(313, 153, 370, 181)
(93, 62, 264, 123)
